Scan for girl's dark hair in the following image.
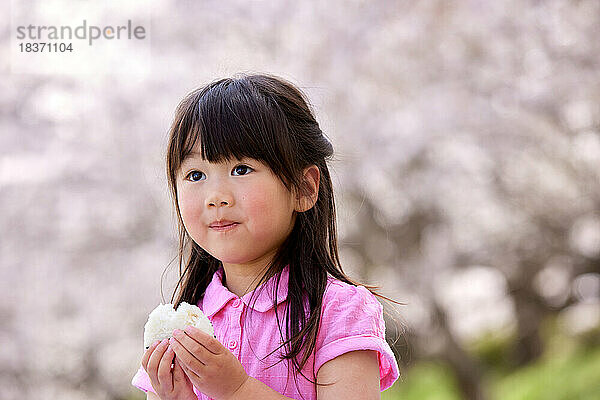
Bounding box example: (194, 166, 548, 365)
(163, 72, 403, 396)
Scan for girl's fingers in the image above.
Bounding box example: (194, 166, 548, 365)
(170, 336, 207, 373)
(157, 344, 175, 391)
(172, 356, 189, 386)
(147, 339, 170, 382)
(176, 353, 201, 382)
(142, 340, 161, 371)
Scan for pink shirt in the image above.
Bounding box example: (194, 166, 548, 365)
(132, 264, 399, 399)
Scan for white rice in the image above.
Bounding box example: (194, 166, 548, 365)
(143, 302, 215, 348)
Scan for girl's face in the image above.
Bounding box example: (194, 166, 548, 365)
(176, 153, 298, 268)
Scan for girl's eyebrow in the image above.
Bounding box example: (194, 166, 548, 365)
(184, 151, 201, 158)
(181, 154, 249, 166)
(181, 152, 203, 164)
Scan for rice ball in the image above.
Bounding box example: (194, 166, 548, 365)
(143, 302, 214, 348)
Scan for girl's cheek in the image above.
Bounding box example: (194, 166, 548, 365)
(178, 198, 192, 221)
(243, 192, 270, 217)
(178, 187, 204, 215)
(178, 194, 206, 239)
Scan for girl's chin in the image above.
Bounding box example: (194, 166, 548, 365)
(197, 242, 268, 265)
(204, 251, 256, 265)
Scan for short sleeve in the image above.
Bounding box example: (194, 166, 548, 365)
(315, 281, 400, 391)
(131, 365, 157, 395)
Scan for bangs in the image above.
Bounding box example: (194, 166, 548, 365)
(173, 78, 295, 187)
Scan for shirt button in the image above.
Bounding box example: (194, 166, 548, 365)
(232, 299, 241, 308)
(228, 340, 238, 349)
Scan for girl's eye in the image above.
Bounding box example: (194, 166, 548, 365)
(232, 164, 253, 176)
(186, 171, 205, 182)
(185, 165, 253, 182)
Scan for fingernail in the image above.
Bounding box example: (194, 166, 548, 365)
(152, 340, 160, 347)
(184, 325, 194, 334)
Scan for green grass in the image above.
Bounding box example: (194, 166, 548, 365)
(382, 344, 600, 400)
(384, 315, 600, 400)
(382, 361, 462, 400)
(492, 345, 600, 400)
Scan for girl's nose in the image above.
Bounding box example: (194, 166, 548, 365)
(204, 178, 234, 208)
(205, 192, 234, 208)
(208, 200, 230, 207)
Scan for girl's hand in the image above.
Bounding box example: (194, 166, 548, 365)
(141, 338, 198, 400)
(169, 326, 249, 400)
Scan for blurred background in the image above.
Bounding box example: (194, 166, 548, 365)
(2, 0, 600, 399)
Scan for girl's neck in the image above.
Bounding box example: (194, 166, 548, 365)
(221, 254, 275, 298)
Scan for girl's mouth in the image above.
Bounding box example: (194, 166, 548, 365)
(209, 222, 239, 232)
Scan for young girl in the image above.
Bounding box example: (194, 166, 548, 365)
(131, 73, 401, 400)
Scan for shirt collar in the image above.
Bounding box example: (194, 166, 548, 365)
(202, 264, 289, 318)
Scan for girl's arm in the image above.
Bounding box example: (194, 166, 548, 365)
(227, 376, 294, 400)
(315, 350, 380, 400)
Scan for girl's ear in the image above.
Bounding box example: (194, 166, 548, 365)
(295, 165, 320, 213)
